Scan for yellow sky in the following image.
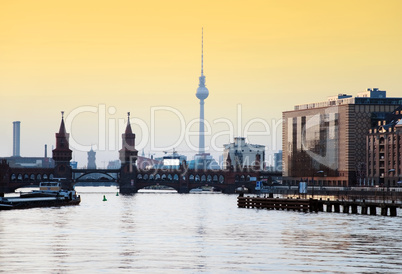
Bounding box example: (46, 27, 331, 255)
(1, 0, 402, 166)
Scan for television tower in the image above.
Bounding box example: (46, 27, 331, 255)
(195, 28, 209, 154)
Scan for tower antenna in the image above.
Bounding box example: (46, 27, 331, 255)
(201, 27, 204, 76)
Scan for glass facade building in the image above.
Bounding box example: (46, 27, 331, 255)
(283, 89, 402, 186)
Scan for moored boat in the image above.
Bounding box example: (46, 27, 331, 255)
(0, 181, 81, 210)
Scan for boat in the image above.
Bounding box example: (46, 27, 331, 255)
(189, 186, 221, 194)
(235, 186, 249, 194)
(0, 181, 81, 210)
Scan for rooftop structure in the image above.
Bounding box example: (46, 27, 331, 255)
(223, 137, 265, 170)
(294, 88, 402, 111)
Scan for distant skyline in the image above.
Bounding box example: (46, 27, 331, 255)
(1, 0, 402, 167)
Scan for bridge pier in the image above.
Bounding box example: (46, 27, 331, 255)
(178, 186, 189, 194)
(120, 187, 138, 195)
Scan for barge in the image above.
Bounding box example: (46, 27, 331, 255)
(0, 182, 81, 210)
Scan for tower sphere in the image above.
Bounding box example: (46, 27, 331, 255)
(196, 79, 209, 100)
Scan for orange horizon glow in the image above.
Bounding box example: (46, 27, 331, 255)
(1, 0, 402, 166)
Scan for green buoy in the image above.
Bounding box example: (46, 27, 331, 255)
(103, 195, 107, 201)
(116, 192, 119, 196)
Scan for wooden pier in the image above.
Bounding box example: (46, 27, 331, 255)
(237, 196, 400, 216)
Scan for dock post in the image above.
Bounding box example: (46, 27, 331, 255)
(369, 205, 377, 215)
(334, 202, 340, 213)
(326, 199, 331, 212)
(381, 206, 388, 216)
(361, 205, 368, 215)
(318, 198, 324, 212)
(389, 206, 397, 217)
(343, 203, 349, 214)
(351, 204, 358, 214)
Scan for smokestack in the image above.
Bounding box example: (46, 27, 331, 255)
(13, 121, 21, 157)
(45, 144, 48, 158)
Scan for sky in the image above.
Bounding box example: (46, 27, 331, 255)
(1, 0, 402, 167)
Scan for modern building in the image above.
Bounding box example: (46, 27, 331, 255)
(282, 88, 402, 187)
(12, 121, 21, 157)
(188, 154, 220, 170)
(367, 106, 402, 187)
(274, 150, 283, 172)
(223, 137, 265, 170)
(107, 160, 121, 169)
(70, 161, 78, 169)
(87, 147, 96, 169)
(153, 151, 187, 170)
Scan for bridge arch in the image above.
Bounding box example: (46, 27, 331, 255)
(74, 172, 116, 182)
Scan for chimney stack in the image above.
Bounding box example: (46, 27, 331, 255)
(12, 121, 21, 157)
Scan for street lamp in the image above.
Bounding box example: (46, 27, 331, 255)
(312, 170, 324, 199)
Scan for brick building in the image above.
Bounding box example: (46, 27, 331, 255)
(367, 106, 402, 187)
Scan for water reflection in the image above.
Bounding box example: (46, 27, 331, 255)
(1, 189, 402, 272)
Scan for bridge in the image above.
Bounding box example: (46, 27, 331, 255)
(72, 169, 120, 182)
(0, 112, 281, 195)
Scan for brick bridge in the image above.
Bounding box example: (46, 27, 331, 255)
(0, 112, 280, 194)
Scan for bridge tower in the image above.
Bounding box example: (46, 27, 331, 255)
(119, 112, 138, 194)
(52, 111, 73, 189)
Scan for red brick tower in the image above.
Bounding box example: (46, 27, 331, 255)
(52, 111, 72, 186)
(119, 112, 138, 193)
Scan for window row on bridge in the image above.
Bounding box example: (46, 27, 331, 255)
(189, 174, 225, 183)
(10, 173, 54, 182)
(136, 174, 226, 183)
(137, 173, 180, 181)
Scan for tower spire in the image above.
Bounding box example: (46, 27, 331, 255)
(201, 27, 204, 76)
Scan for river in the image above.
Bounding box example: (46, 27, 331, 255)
(1, 187, 402, 273)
